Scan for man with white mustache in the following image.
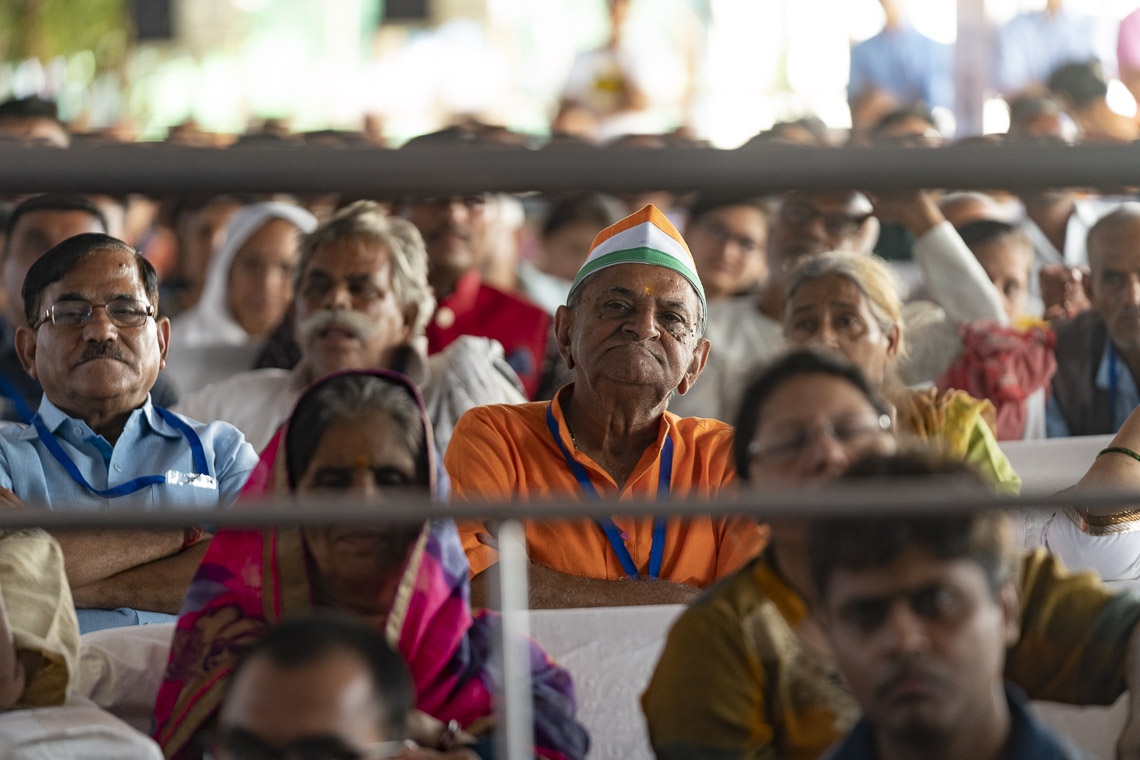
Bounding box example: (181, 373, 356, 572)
(175, 201, 524, 454)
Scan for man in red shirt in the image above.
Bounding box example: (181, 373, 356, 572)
(401, 129, 551, 398)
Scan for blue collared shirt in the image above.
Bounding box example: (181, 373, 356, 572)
(848, 25, 953, 110)
(1046, 340, 1140, 438)
(0, 395, 257, 512)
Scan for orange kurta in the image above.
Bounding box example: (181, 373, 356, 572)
(445, 386, 766, 586)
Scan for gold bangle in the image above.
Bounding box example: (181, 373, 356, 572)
(1064, 506, 1140, 535)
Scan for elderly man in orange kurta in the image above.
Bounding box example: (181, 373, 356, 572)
(445, 205, 767, 609)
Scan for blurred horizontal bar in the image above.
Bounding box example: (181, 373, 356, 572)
(0, 479, 1134, 530)
(1, 142, 1139, 196)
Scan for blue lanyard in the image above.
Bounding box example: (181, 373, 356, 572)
(0, 372, 34, 423)
(31, 406, 209, 498)
(545, 405, 670, 580)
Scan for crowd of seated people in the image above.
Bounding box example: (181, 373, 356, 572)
(1, 83, 1140, 760)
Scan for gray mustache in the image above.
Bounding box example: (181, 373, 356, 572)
(297, 309, 378, 341)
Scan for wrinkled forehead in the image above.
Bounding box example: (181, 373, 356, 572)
(1089, 215, 1140, 273)
(782, 190, 873, 217)
(52, 248, 146, 292)
(579, 262, 702, 309)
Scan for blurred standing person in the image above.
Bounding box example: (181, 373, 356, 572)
(555, 0, 654, 142)
(1119, 6, 1140, 106)
(995, 0, 1112, 98)
(848, 0, 952, 132)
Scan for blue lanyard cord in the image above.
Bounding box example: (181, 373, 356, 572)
(545, 405, 671, 580)
(31, 406, 209, 499)
(0, 372, 34, 424)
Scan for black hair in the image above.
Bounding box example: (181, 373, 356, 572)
(739, 116, 830, 148)
(541, 192, 620, 239)
(808, 450, 1013, 600)
(686, 192, 771, 224)
(1048, 59, 1109, 109)
(228, 614, 413, 740)
(22, 233, 157, 326)
(5, 194, 108, 245)
(870, 103, 937, 137)
(1007, 94, 1063, 135)
(955, 219, 1026, 252)
(733, 350, 889, 480)
(0, 96, 62, 124)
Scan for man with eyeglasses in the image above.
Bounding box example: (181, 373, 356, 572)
(0, 193, 179, 423)
(670, 193, 777, 420)
(209, 616, 421, 760)
(0, 233, 257, 632)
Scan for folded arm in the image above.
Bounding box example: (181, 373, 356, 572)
(69, 538, 210, 614)
(470, 561, 700, 610)
(52, 528, 186, 588)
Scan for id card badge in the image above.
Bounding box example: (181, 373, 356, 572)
(165, 470, 218, 490)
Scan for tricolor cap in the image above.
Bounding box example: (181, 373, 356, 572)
(568, 204, 707, 333)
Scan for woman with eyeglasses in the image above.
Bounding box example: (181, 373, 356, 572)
(782, 250, 1020, 493)
(643, 349, 1140, 760)
(153, 370, 589, 760)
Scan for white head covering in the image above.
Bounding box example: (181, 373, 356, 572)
(166, 202, 317, 394)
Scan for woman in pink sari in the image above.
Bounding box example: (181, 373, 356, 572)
(153, 370, 588, 759)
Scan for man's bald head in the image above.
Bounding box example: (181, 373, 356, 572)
(1087, 204, 1140, 273)
(1086, 204, 1140, 353)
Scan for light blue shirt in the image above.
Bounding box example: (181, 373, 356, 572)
(848, 25, 952, 111)
(0, 395, 257, 512)
(996, 9, 1110, 96)
(1046, 340, 1140, 437)
(0, 395, 258, 633)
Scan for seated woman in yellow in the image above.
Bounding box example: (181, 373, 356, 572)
(641, 350, 1140, 760)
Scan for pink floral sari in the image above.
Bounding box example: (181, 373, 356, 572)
(151, 370, 587, 759)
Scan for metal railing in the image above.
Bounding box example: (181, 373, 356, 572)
(3, 137, 1139, 757)
(0, 142, 1139, 196)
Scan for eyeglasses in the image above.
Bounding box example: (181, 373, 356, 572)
(778, 201, 873, 239)
(695, 218, 762, 255)
(203, 727, 409, 760)
(748, 411, 892, 463)
(32, 298, 154, 329)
